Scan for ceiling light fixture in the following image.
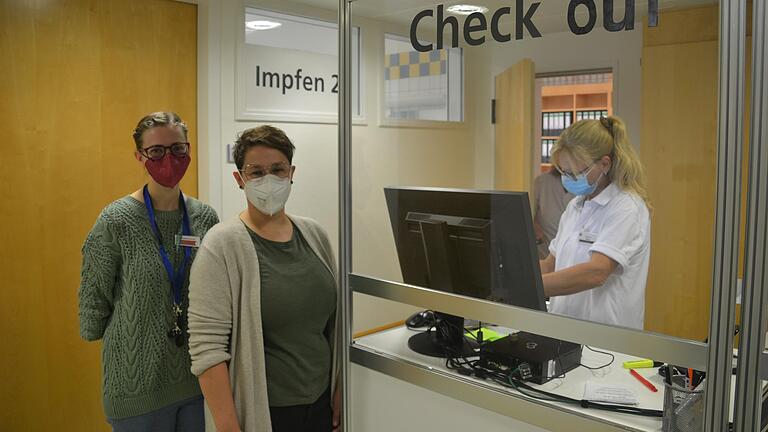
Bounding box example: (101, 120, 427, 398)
(446, 4, 489, 15)
(245, 20, 282, 31)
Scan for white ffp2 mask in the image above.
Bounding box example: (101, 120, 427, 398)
(242, 174, 292, 216)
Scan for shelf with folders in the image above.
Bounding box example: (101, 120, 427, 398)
(541, 138, 557, 164)
(576, 109, 609, 121)
(541, 111, 572, 138)
(541, 82, 612, 166)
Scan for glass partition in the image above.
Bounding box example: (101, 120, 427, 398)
(341, 2, 761, 430)
(349, 0, 728, 345)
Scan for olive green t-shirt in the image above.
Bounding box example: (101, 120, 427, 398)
(245, 222, 337, 407)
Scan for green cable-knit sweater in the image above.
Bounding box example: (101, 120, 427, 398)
(78, 194, 219, 419)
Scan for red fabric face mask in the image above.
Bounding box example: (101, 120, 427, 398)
(144, 154, 190, 188)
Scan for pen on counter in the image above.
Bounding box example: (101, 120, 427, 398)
(630, 369, 658, 392)
(688, 368, 694, 390)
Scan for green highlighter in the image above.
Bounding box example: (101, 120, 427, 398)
(466, 328, 506, 342)
(623, 359, 664, 369)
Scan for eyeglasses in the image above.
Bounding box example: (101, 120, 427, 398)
(240, 161, 292, 181)
(556, 161, 597, 181)
(139, 142, 190, 161)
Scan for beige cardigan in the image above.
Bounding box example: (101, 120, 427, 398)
(187, 215, 340, 432)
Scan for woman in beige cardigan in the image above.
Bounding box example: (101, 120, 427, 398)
(187, 126, 341, 432)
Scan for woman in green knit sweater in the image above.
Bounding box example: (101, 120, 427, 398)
(78, 112, 219, 431)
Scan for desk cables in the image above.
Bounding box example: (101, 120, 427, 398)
(438, 329, 662, 418)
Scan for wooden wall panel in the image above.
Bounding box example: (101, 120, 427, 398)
(643, 3, 752, 47)
(643, 5, 719, 46)
(495, 59, 535, 193)
(0, 1, 197, 430)
(641, 40, 719, 340)
(641, 5, 752, 341)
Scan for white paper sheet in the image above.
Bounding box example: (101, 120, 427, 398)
(583, 381, 639, 405)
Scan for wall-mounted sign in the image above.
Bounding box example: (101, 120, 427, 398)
(236, 44, 338, 123)
(410, 0, 658, 52)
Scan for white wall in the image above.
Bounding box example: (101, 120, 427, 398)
(217, 0, 339, 235)
(351, 364, 549, 432)
(200, 0, 340, 267)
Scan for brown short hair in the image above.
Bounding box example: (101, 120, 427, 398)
(234, 125, 295, 170)
(132, 112, 188, 150)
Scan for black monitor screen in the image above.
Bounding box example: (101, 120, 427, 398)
(385, 186, 546, 313)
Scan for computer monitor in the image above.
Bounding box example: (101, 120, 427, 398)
(385, 186, 546, 358)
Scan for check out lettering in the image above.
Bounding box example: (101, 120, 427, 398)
(409, 0, 659, 52)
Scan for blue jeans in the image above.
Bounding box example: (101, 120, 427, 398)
(107, 395, 204, 432)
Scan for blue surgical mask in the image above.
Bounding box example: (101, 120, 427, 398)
(561, 165, 602, 196)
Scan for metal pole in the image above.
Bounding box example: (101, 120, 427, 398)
(338, 0, 353, 431)
(733, 0, 768, 429)
(703, 0, 746, 430)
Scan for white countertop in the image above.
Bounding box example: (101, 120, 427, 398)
(355, 325, 684, 431)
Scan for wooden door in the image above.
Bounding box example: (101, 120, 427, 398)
(494, 59, 536, 193)
(0, 1, 197, 430)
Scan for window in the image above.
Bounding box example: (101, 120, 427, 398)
(242, 7, 361, 119)
(383, 34, 463, 122)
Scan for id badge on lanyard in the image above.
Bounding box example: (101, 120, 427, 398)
(143, 185, 194, 347)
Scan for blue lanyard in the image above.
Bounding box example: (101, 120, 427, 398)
(143, 184, 192, 306)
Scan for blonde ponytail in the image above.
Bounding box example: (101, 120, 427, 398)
(601, 117, 651, 208)
(552, 116, 651, 208)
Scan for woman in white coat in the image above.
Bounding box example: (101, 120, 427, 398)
(540, 116, 651, 330)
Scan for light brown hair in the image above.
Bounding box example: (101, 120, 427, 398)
(132, 112, 188, 150)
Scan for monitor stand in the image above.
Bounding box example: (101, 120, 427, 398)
(408, 221, 479, 357)
(408, 313, 478, 358)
